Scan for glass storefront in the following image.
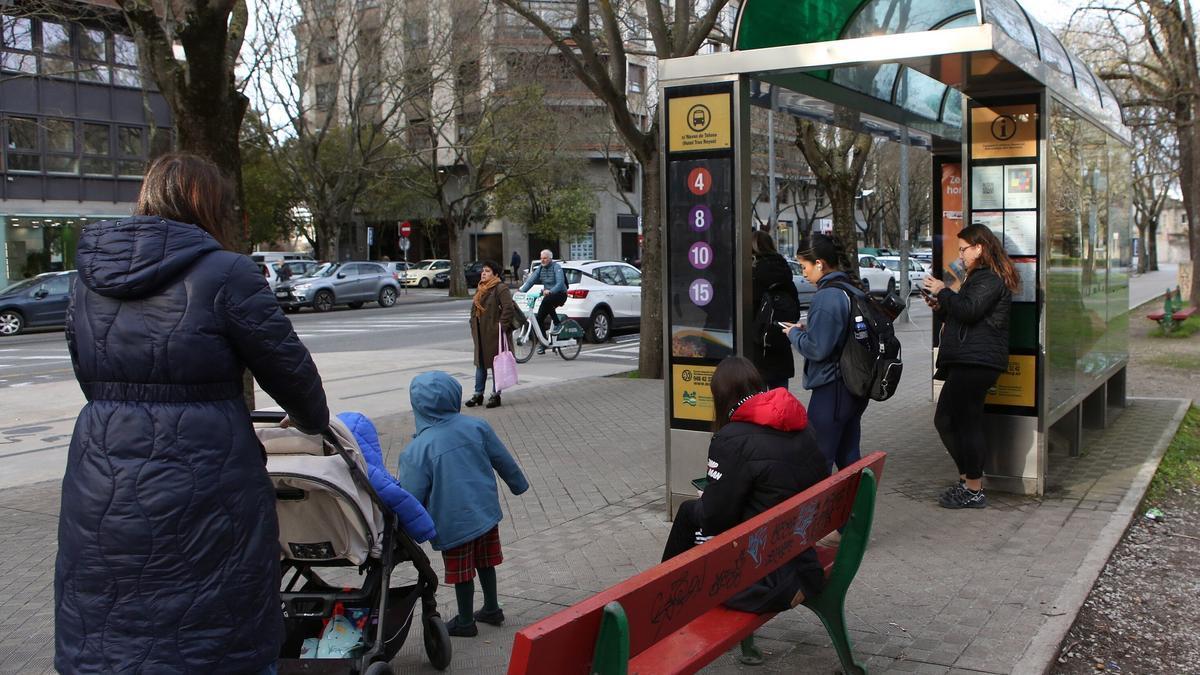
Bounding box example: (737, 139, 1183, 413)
(2, 214, 112, 283)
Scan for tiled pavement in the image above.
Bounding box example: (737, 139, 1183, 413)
(0, 314, 1190, 674)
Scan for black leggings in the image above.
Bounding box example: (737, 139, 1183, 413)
(536, 291, 568, 333)
(934, 365, 1001, 480)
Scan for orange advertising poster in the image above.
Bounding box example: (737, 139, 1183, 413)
(940, 163, 963, 284)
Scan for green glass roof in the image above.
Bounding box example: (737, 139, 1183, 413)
(733, 0, 1122, 138)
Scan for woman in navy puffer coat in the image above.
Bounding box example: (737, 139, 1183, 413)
(55, 154, 329, 674)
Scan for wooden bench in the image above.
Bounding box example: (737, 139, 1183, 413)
(1146, 306, 1197, 323)
(507, 452, 887, 675)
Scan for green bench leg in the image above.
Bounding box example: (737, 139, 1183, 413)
(591, 601, 629, 675)
(738, 635, 765, 665)
(802, 467, 878, 675)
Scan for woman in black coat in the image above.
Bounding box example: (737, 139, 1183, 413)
(749, 231, 800, 389)
(662, 356, 827, 613)
(55, 154, 329, 674)
(922, 224, 1018, 510)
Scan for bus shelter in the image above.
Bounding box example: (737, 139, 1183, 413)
(660, 0, 1132, 511)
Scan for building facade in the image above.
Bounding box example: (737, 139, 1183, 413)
(294, 0, 652, 267)
(1, 4, 171, 285)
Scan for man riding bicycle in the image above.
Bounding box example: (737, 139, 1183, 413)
(519, 250, 567, 355)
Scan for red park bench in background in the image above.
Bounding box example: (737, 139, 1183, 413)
(1146, 286, 1197, 332)
(507, 451, 887, 675)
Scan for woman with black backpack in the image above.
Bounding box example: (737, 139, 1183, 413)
(750, 230, 801, 389)
(922, 224, 1018, 509)
(783, 234, 869, 477)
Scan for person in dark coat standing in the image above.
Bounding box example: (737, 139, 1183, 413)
(510, 250, 522, 282)
(468, 260, 517, 409)
(55, 153, 329, 675)
(750, 230, 800, 389)
(922, 223, 1017, 509)
(662, 356, 827, 613)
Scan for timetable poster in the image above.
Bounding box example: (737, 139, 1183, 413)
(1004, 164, 1037, 209)
(972, 165, 1004, 210)
(971, 211, 1004, 243)
(667, 158, 736, 361)
(1003, 211, 1038, 256)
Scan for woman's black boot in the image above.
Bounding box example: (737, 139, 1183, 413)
(485, 393, 502, 408)
(465, 393, 484, 407)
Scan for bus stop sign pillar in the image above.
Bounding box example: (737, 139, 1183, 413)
(660, 77, 752, 516)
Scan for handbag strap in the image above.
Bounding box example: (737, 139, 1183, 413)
(497, 322, 509, 353)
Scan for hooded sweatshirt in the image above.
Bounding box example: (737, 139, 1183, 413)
(56, 216, 328, 674)
(696, 388, 828, 613)
(698, 388, 826, 533)
(397, 371, 529, 550)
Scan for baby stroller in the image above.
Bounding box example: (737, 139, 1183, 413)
(253, 411, 452, 674)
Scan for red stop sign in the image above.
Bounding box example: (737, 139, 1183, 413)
(400, 221, 412, 236)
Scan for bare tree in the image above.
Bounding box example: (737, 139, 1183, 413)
(794, 116, 873, 276)
(1073, 0, 1200, 305)
(394, 2, 569, 297)
(247, 0, 458, 260)
(495, 0, 733, 378)
(861, 141, 932, 249)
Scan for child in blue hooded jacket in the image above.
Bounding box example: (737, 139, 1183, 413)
(398, 371, 529, 637)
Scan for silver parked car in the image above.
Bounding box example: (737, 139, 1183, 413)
(274, 261, 399, 313)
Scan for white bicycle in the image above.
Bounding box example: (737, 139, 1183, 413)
(513, 294, 583, 362)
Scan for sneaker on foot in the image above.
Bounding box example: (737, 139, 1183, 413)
(938, 482, 965, 506)
(941, 487, 986, 509)
(446, 615, 478, 637)
(536, 346, 546, 355)
(475, 607, 505, 626)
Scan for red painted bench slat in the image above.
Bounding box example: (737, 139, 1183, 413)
(628, 546, 840, 674)
(507, 452, 886, 675)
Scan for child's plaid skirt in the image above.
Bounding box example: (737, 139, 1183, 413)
(440, 526, 503, 584)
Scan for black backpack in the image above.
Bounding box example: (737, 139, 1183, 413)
(756, 281, 801, 354)
(830, 281, 903, 401)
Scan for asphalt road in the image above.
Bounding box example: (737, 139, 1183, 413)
(0, 294, 642, 389)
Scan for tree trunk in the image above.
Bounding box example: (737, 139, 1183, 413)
(639, 151, 664, 379)
(1136, 221, 1150, 274)
(829, 189, 860, 279)
(1147, 221, 1160, 272)
(314, 220, 339, 261)
(448, 221, 468, 298)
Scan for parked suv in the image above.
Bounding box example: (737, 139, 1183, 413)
(274, 261, 399, 312)
(0, 271, 76, 336)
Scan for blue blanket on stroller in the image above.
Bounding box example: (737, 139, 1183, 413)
(337, 412, 437, 543)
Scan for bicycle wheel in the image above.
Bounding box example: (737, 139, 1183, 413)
(514, 325, 538, 363)
(556, 338, 581, 361)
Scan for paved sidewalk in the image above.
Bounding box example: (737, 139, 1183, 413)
(0, 314, 1189, 674)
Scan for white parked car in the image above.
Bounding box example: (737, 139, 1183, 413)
(856, 254, 898, 294)
(513, 261, 641, 343)
(877, 256, 928, 294)
(402, 259, 451, 288)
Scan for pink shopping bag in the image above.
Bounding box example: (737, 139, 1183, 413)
(493, 324, 518, 391)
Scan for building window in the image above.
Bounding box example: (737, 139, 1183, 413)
(117, 126, 145, 176)
(44, 119, 78, 174)
(616, 163, 636, 193)
(316, 36, 337, 64)
(41, 21, 72, 57)
(569, 231, 595, 261)
(628, 63, 646, 94)
(82, 122, 112, 176)
(3, 116, 40, 172)
(315, 82, 335, 110)
(405, 13, 428, 47)
(1, 15, 33, 50)
(313, 0, 337, 18)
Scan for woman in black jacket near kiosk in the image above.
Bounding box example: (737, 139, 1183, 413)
(750, 231, 801, 389)
(662, 356, 828, 613)
(56, 153, 329, 674)
(922, 224, 1018, 509)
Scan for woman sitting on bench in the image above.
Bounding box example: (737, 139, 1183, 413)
(662, 356, 828, 612)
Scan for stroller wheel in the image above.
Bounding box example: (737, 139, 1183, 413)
(363, 662, 394, 675)
(423, 614, 453, 670)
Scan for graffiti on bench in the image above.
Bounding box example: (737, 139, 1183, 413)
(638, 485, 855, 641)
